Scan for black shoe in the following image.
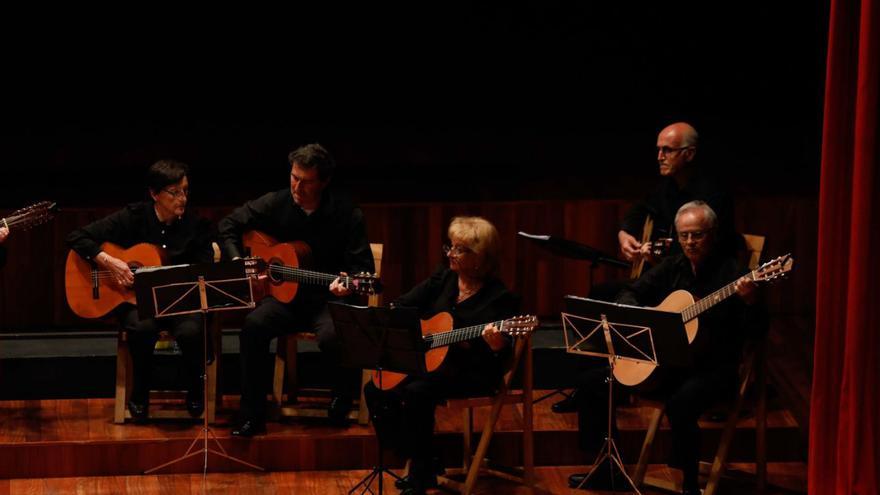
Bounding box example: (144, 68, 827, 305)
(681, 488, 703, 495)
(231, 419, 266, 437)
(568, 473, 589, 489)
(127, 399, 149, 423)
(552, 390, 579, 413)
(568, 469, 631, 490)
(327, 395, 353, 425)
(186, 390, 204, 417)
(394, 474, 440, 490)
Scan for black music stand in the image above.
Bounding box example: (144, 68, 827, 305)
(328, 302, 428, 495)
(134, 260, 265, 474)
(518, 231, 631, 406)
(561, 295, 689, 493)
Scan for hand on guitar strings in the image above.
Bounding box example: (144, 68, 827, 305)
(329, 272, 354, 297)
(96, 251, 135, 288)
(618, 230, 643, 262)
(0, 226, 8, 243)
(734, 276, 758, 305)
(482, 323, 508, 352)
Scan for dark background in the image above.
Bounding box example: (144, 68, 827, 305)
(0, 3, 826, 208)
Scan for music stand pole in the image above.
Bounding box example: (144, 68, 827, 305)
(145, 276, 263, 474)
(575, 314, 641, 494)
(348, 367, 403, 495)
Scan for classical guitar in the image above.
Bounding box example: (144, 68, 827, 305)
(614, 254, 794, 386)
(242, 230, 382, 303)
(371, 313, 539, 390)
(1, 201, 57, 232)
(65, 243, 166, 319)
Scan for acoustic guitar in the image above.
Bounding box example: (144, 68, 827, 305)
(65, 243, 166, 319)
(1, 201, 57, 232)
(371, 313, 539, 390)
(614, 254, 794, 386)
(242, 230, 382, 303)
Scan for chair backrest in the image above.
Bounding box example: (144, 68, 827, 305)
(741, 234, 765, 270)
(368, 243, 383, 307)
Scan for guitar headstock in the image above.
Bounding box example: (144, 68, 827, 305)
(650, 237, 674, 256)
(6, 201, 57, 230)
(243, 256, 267, 275)
(349, 272, 383, 295)
(501, 315, 539, 337)
(753, 254, 794, 283)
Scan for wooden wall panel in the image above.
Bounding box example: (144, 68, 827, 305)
(0, 197, 817, 332)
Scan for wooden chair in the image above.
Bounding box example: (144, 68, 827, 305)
(114, 243, 224, 424)
(631, 233, 768, 495)
(271, 243, 383, 425)
(436, 334, 544, 495)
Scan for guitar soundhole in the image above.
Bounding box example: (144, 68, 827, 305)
(268, 260, 283, 284)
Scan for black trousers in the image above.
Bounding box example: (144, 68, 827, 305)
(117, 304, 205, 403)
(363, 367, 498, 481)
(576, 365, 736, 489)
(238, 296, 356, 421)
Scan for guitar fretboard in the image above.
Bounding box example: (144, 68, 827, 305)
(681, 271, 756, 323)
(269, 264, 351, 286)
(424, 319, 505, 349)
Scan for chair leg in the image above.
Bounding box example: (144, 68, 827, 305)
(462, 389, 508, 495)
(114, 333, 131, 424)
(522, 340, 535, 489)
(633, 407, 663, 486)
(357, 369, 371, 425)
(462, 407, 473, 471)
(705, 354, 754, 495)
(756, 343, 768, 493)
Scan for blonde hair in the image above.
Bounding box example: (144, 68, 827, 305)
(448, 216, 501, 278)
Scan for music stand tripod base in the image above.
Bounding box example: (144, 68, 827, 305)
(135, 263, 265, 475)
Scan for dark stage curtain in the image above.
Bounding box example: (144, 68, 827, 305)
(809, 0, 879, 493)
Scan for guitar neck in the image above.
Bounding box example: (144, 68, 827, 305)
(268, 264, 348, 286)
(424, 319, 505, 349)
(681, 271, 756, 323)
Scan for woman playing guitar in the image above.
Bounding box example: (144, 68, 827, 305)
(363, 216, 521, 495)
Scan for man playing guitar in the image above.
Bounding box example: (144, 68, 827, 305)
(218, 143, 375, 436)
(66, 160, 214, 421)
(569, 201, 769, 495)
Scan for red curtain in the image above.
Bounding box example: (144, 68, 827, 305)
(809, 0, 880, 493)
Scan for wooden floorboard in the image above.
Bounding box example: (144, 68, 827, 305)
(2, 464, 806, 494)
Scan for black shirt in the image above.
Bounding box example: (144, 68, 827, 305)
(217, 188, 374, 305)
(617, 253, 767, 371)
(0, 245, 6, 268)
(620, 171, 739, 256)
(66, 201, 214, 265)
(395, 266, 520, 383)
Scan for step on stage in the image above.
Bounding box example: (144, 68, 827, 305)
(0, 392, 801, 480)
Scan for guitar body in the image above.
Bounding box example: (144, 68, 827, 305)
(372, 312, 454, 391)
(65, 243, 165, 319)
(242, 230, 313, 303)
(613, 289, 698, 387)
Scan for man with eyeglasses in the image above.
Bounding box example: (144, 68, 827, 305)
(618, 122, 738, 264)
(568, 201, 767, 494)
(67, 159, 215, 422)
(554, 122, 740, 415)
(218, 143, 375, 436)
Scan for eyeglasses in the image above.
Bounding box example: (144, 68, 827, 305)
(677, 230, 710, 241)
(162, 188, 189, 199)
(657, 146, 692, 156)
(442, 244, 473, 257)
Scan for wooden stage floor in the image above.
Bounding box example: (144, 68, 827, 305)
(0, 393, 805, 493)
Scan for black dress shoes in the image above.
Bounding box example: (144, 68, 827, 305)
(127, 400, 149, 423)
(231, 419, 266, 437)
(551, 389, 579, 413)
(568, 472, 590, 489)
(327, 395, 353, 425)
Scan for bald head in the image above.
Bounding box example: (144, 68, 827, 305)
(656, 122, 698, 179)
(659, 122, 699, 147)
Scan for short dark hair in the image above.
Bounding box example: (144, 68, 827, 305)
(146, 159, 189, 194)
(288, 143, 335, 180)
